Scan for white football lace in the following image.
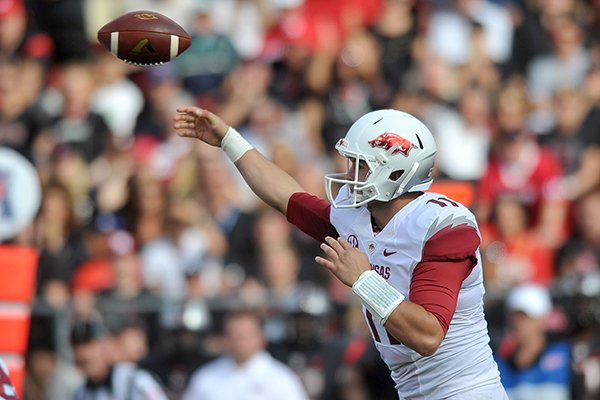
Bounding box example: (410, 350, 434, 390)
(122, 60, 165, 66)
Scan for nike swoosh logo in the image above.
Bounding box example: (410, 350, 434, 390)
(383, 249, 397, 257)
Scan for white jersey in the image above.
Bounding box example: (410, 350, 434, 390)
(330, 187, 503, 399)
(183, 351, 309, 400)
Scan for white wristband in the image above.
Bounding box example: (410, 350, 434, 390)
(352, 270, 405, 325)
(221, 127, 253, 163)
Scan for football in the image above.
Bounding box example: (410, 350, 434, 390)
(97, 11, 192, 66)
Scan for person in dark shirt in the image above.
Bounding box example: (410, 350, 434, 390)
(48, 62, 111, 162)
(70, 318, 168, 400)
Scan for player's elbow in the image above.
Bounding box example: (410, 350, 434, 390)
(414, 339, 441, 357)
(413, 331, 444, 357)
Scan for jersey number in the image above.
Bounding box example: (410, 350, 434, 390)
(427, 197, 458, 208)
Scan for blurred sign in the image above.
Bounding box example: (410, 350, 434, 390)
(0, 245, 38, 399)
(0, 148, 41, 241)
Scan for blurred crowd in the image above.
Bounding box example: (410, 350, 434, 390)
(1, 0, 600, 398)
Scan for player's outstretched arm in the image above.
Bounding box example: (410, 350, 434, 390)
(174, 107, 304, 214)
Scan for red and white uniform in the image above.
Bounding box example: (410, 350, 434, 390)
(287, 187, 505, 399)
(0, 358, 18, 400)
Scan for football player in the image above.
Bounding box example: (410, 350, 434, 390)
(174, 107, 508, 399)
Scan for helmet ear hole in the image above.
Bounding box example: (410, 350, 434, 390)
(389, 169, 405, 182)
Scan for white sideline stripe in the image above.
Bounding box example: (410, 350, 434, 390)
(0, 355, 23, 367)
(0, 302, 29, 316)
(170, 35, 179, 60)
(110, 32, 119, 56)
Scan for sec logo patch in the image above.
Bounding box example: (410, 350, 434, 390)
(347, 234, 359, 248)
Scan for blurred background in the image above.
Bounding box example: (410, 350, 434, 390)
(0, 0, 599, 399)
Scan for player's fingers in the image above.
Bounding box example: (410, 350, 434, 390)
(173, 121, 192, 129)
(176, 106, 200, 115)
(315, 256, 334, 271)
(325, 236, 344, 253)
(337, 237, 352, 250)
(192, 108, 214, 122)
(177, 110, 198, 119)
(320, 242, 338, 260)
(174, 114, 196, 123)
(174, 111, 192, 118)
(177, 107, 209, 123)
(176, 130, 196, 138)
(175, 114, 200, 127)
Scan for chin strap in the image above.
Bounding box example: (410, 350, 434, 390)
(392, 162, 420, 199)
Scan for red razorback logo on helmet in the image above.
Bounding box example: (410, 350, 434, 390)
(368, 132, 417, 157)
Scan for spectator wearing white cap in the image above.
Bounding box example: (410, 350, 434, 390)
(495, 284, 573, 400)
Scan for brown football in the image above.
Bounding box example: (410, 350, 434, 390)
(97, 11, 192, 66)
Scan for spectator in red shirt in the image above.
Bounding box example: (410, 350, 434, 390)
(480, 195, 555, 297)
(477, 84, 568, 248)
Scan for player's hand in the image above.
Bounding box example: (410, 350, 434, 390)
(316, 236, 371, 287)
(173, 107, 229, 147)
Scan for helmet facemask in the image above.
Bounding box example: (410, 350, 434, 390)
(325, 151, 379, 208)
(325, 142, 422, 208)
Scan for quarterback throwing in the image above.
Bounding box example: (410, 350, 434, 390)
(173, 107, 508, 399)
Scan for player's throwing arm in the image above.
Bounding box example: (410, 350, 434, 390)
(173, 107, 303, 214)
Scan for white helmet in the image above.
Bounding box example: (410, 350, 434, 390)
(325, 109, 436, 208)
